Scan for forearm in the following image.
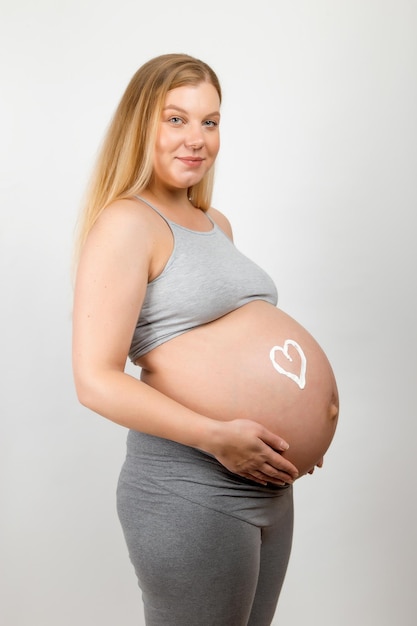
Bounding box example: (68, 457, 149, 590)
(75, 367, 299, 484)
(75, 368, 216, 451)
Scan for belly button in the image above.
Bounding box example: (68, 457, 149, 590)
(329, 402, 339, 420)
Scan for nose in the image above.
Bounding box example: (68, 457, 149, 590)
(185, 124, 204, 149)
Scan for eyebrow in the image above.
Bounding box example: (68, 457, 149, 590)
(163, 105, 220, 117)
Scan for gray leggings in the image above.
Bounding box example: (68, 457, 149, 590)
(117, 431, 294, 626)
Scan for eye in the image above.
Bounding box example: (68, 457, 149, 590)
(168, 116, 183, 125)
(203, 120, 218, 128)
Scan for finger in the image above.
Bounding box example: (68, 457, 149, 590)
(265, 449, 299, 480)
(241, 471, 268, 486)
(246, 471, 286, 487)
(259, 463, 295, 484)
(260, 429, 291, 453)
(258, 429, 299, 478)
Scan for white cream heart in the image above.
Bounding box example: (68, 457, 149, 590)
(269, 339, 307, 390)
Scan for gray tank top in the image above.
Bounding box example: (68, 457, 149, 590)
(128, 197, 278, 362)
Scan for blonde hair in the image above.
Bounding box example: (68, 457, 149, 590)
(74, 53, 222, 259)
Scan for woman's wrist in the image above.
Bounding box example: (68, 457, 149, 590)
(189, 415, 223, 457)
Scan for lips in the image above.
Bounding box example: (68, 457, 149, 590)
(176, 156, 204, 167)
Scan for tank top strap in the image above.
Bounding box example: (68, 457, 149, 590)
(134, 195, 173, 226)
(134, 195, 215, 230)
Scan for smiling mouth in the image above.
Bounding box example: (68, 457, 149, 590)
(177, 157, 204, 167)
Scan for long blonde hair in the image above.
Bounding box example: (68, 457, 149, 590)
(74, 53, 222, 259)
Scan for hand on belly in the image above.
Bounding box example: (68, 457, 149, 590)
(140, 301, 339, 479)
(205, 418, 299, 486)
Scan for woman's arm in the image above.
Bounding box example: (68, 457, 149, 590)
(72, 200, 299, 484)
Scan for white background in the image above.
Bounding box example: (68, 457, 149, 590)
(1, 1, 416, 624)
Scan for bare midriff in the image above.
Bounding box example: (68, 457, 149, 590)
(137, 300, 339, 477)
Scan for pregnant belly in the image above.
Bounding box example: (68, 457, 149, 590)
(139, 301, 339, 477)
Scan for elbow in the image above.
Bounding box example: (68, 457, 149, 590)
(72, 355, 126, 414)
(73, 374, 97, 409)
(72, 363, 105, 411)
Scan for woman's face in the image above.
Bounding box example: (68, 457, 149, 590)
(152, 81, 221, 192)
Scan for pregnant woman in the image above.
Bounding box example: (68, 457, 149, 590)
(72, 53, 339, 626)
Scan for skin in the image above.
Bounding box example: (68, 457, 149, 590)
(139, 299, 337, 477)
(72, 82, 301, 485)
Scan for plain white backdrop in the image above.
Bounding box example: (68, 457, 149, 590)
(1, 1, 416, 624)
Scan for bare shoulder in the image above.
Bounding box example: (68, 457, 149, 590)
(207, 206, 234, 240)
(87, 197, 167, 255)
(76, 198, 160, 288)
(94, 197, 157, 235)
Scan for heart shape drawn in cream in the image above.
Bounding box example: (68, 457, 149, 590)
(269, 339, 307, 390)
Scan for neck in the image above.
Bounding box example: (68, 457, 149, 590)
(143, 185, 192, 210)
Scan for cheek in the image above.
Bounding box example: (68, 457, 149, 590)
(155, 129, 179, 155)
(154, 137, 168, 158)
(209, 134, 220, 157)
